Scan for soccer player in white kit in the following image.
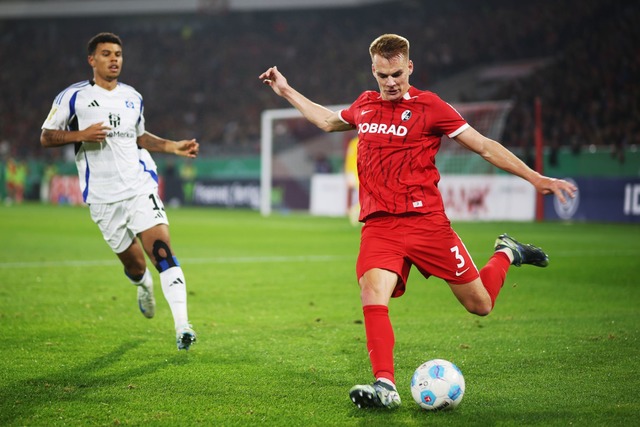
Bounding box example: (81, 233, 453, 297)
(41, 32, 199, 350)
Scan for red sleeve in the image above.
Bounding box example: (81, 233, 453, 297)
(339, 92, 371, 126)
(426, 94, 468, 137)
(339, 107, 354, 126)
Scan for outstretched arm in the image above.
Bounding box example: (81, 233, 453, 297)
(259, 66, 352, 133)
(455, 127, 577, 203)
(137, 132, 199, 158)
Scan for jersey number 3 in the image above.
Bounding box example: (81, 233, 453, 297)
(450, 245, 465, 269)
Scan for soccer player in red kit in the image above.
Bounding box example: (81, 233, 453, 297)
(260, 34, 577, 409)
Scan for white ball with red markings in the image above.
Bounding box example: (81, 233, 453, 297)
(410, 359, 465, 410)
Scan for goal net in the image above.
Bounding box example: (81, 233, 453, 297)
(260, 101, 513, 216)
(439, 100, 514, 173)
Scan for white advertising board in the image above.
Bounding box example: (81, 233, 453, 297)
(439, 175, 535, 221)
(310, 173, 348, 217)
(310, 174, 535, 221)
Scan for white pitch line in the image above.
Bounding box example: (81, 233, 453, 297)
(2, 250, 637, 270)
(0, 255, 352, 269)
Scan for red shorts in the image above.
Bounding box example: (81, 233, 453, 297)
(356, 211, 480, 297)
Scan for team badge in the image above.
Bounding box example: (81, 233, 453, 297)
(401, 110, 412, 121)
(109, 113, 121, 128)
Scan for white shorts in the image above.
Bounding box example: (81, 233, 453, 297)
(89, 192, 169, 254)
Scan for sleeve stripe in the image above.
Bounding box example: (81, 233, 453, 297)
(54, 81, 89, 105)
(338, 110, 349, 124)
(448, 123, 470, 138)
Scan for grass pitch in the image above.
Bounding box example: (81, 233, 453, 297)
(1, 204, 639, 426)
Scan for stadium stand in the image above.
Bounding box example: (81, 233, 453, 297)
(0, 0, 637, 199)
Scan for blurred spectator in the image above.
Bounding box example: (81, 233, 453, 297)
(163, 161, 184, 207)
(4, 157, 27, 204)
(0, 0, 637, 164)
(180, 161, 197, 205)
(40, 162, 57, 203)
(314, 154, 333, 174)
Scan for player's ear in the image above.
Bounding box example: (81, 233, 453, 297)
(408, 60, 414, 75)
(87, 55, 95, 68)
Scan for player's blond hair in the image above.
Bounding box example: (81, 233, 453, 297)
(369, 34, 410, 61)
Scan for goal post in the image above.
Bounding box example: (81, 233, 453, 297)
(260, 105, 349, 216)
(260, 100, 514, 217)
(260, 107, 295, 217)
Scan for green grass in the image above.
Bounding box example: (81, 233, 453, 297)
(1, 204, 639, 426)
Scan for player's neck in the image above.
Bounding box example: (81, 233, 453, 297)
(93, 77, 118, 91)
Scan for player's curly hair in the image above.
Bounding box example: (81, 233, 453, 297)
(87, 32, 122, 55)
(369, 34, 410, 61)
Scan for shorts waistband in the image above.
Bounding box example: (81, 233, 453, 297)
(364, 211, 426, 221)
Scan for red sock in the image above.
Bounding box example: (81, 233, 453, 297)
(479, 252, 511, 308)
(363, 304, 395, 384)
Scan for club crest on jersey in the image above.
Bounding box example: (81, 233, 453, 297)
(109, 113, 121, 128)
(125, 100, 135, 109)
(401, 110, 412, 121)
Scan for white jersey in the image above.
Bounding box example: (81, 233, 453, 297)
(137, 147, 159, 189)
(42, 80, 158, 203)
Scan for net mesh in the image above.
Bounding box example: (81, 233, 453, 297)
(439, 101, 514, 174)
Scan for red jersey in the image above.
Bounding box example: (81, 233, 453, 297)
(339, 86, 469, 221)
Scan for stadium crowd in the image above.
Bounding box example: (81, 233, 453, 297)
(0, 0, 637, 165)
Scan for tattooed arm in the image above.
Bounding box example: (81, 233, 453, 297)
(40, 122, 111, 148)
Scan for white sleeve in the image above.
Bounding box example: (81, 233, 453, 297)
(42, 92, 72, 131)
(136, 105, 146, 137)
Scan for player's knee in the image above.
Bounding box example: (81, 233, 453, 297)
(458, 293, 493, 316)
(151, 240, 180, 272)
(471, 307, 492, 317)
(466, 301, 492, 317)
(120, 257, 147, 279)
(124, 267, 146, 281)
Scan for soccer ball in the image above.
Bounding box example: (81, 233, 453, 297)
(410, 359, 465, 411)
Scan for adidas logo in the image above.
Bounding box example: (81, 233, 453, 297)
(154, 212, 165, 219)
(170, 278, 184, 287)
(88, 100, 100, 107)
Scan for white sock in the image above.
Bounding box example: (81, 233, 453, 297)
(129, 268, 152, 288)
(377, 377, 397, 389)
(159, 266, 190, 330)
(496, 248, 515, 263)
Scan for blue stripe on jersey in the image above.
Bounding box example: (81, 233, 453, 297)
(69, 90, 79, 121)
(82, 151, 90, 202)
(139, 159, 159, 184)
(54, 81, 90, 105)
(138, 98, 144, 125)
